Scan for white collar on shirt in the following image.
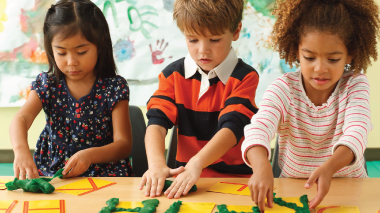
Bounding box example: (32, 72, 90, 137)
(184, 47, 239, 85)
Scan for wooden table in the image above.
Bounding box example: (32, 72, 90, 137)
(1, 177, 379, 212)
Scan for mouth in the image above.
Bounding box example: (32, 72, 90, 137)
(68, 71, 80, 75)
(313, 77, 330, 85)
(199, 58, 212, 64)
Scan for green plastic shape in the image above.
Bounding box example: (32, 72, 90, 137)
(99, 198, 159, 213)
(165, 200, 182, 213)
(5, 169, 64, 194)
(216, 193, 310, 213)
(163, 180, 197, 192)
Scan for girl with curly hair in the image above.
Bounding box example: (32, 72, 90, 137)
(241, 0, 380, 211)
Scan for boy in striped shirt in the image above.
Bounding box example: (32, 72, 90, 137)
(243, 0, 379, 211)
(140, 0, 259, 199)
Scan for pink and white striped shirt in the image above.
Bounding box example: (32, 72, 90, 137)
(242, 70, 372, 178)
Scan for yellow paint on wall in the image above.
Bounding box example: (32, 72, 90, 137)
(0, 0, 8, 32)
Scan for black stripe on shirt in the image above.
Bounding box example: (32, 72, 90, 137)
(177, 104, 219, 141)
(218, 111, 251, 144)
(230, 59, 258, 81)
(225, 97, 259, 114)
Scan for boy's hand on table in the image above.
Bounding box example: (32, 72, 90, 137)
(139, 165, 185, 198)
(305, 165, 334, 210)
(62, 149, 92, 178)
(164, 162, 202, 199)
(248, 162, 274, 212)
(13, 150, 39, 180)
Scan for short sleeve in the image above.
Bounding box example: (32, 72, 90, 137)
(146, 71, 177, 131)
(31, 72, 53, 114)
(107, 75, 130, 111)
(218, 70, 259, 145)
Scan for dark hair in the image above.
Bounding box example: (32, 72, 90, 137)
(271, 0, 380, 74)
(43, 0, 117, 81)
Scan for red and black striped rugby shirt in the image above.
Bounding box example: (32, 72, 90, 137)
(147, 50, 259, 175)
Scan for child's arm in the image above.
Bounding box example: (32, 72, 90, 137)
(63, 100, 133, 177)
(306, 74, 372, 210)
(246, 146, 274, 212)
(139, 70, 185, 197)
(10, 90, 42, 180)
(139, 124, 184, 197)
(305, 145, 354, 209)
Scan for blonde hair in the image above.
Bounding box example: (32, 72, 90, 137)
(173, 0, 244, 36)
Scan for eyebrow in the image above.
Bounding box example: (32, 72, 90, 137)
(301, 48, 343, 55)
(53, 44, 90, 49)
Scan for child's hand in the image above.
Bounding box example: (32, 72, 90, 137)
(62, 150, 93, 178)
(164, 162, 202, 199)
(139, 165, 185, 198)
(248, 162, 274, 212)
(305, 165, 334, 210)
(13, 151, 39, 180)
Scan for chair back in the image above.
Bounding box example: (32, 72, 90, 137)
(129, 105, 148, 177)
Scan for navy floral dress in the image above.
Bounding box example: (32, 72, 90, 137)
(31, 73, 133, 177)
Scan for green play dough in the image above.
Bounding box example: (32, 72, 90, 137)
(5, 169, 64, 194)
(99, 198, 159, 213)
(164, 200, 182, 213)
(216, 193, 310, 213)
(163, 180, 197, 192)
(272, 193, 310, 213)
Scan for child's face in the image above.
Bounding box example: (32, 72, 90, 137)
(52, 32, 98, 82)
(184, 23, 241, 72)
(296, 31, 352, 98)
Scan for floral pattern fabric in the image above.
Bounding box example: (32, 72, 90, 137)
(31, 73, 133, 177)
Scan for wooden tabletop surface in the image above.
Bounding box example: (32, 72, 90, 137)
(1, 177, 379, 212)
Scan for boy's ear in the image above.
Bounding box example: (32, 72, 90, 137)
(232, 22, 242, 41)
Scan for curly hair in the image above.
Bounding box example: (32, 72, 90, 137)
(271, 0, 380, 74)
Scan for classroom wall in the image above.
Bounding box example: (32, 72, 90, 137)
(1, 0, 380, 150)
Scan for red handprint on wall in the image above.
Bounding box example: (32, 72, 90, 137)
(149, 39, 171, 65)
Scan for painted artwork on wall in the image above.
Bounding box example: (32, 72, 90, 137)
(0, 0, 296, 107)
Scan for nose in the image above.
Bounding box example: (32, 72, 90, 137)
(198, 41, 211, 55)
(314, 59, 327, 73)
(67, 54, 79, 67)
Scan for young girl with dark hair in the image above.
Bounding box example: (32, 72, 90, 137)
(10, 0, 133, 178)
(242, 0, 380, 211)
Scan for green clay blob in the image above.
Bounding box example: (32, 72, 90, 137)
(165, 200, 182, 213)
(163, 180, 197, 192)
(216, 193, 310, 213)
(99, 198, 159, 213)
(5, 168, 64, 194)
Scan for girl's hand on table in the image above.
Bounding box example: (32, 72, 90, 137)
(305, 165, 334, 210)
(62, 149, 92, 178)
(248, 162, 274, 212)
(13, 150, 39, 180)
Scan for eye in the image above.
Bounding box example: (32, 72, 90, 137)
(210, 39, 220, 42)
(329, 59, 340, 63)
(78, 51, 87, 55)
(57, 52, 66, 56)
(189, 39, 198, 43)
(303, 56, 314, 61)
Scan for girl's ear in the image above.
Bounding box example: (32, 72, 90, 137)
(346, 55, 353, 64)
(296, 50, 300, 62)
(232, 22, 242, 41)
